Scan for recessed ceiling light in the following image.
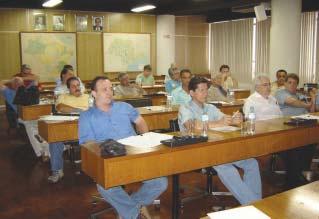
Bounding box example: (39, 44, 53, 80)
(42, 0, 63, 8)
(131, 5, 156, 13)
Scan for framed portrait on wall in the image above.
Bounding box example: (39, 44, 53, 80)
(75, 15, 88, 32)
(92, 16, 104, 31)
(53, 14, 65, 31)
(34, 13, 47, 31)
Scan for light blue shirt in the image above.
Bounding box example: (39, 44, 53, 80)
(79, 102, 139, 144)
(275, 89, 308, 116)
(171, 86, 191, 105)
(165, 80, 181, 95)
(178, 100, 224, 132)
(1, 87, 17, 112)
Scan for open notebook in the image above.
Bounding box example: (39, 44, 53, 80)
(207, 206, 270, 219)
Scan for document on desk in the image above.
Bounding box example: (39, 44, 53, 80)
(117, 132, 173, 148)
(39, 115, 78, 121)
(144, 106, 166, 111)
(210, 126, 240, 132)
(207, 206, 270, 219)
(291, 114, 319, 120)
(208, 101, 229, 105)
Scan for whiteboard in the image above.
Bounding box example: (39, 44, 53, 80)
(103, 33, 151, 72)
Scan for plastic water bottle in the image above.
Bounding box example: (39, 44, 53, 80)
(227, 89, 235, 103)
(166, 95, 172, 111)
(304, 84, 308, 93)
(201, 113, 209, 137)
(88, 94, 94, 107)
(247, 106, 256, 135)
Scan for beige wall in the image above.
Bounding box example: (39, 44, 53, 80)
(0, 8, 157, 81)
(175, 16, 209, 74)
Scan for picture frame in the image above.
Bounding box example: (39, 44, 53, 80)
(92, 16, 104, 32)
(75, 15, 88, 32)
(34, 13, 47, 31)
(52, 14, 65, 31)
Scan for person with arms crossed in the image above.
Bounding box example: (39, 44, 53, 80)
(135, 65, 155, 86)
(114, 72, 145, 97)
(275, 73, 317, 188)
(178, 76, 262, 205)
(48, 77, 89, 183)
(79, 76, 167, 219)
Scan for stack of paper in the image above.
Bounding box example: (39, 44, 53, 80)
(210, 126, 240, 132)
(144, 106, 166, 111)
(117, 132, 173, 148)
(39, 115, 78, 121)
(207, 206, 270, 219)
(291, 114, 319, 120)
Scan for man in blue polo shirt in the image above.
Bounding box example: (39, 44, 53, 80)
(79, 76, 167, 219)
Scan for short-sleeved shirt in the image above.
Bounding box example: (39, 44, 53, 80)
(79, 102, 139, 144)
(56, 93, 89, 111)
(135, 73, 155, 86)
(243, 91, 282, 120)
(178, 100, 224, 132)
(14, 73, 36, 88)
(114, 84, 145, 97)
(54, 77, 85, 95)
(171, 86, 191, 105)
(270, 81, 284, 96)
(0, 87, 17, 112)
(207, 85, 229, 102)
(165, 80, 181, 95)
(275, 89, 308, 116)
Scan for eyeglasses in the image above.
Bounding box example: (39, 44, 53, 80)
(258, 83, 271, 87)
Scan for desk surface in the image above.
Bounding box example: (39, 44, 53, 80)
(81, 116, 319, 188)
(201, 181, 319, 219)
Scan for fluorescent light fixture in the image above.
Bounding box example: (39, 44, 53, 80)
(42, 0, 63, 8)
(131, 5, 156, 13)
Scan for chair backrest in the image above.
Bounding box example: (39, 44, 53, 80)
(169, 118, 180, 132)
(124, 97, 152, 108)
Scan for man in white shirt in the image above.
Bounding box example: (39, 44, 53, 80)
(244, 75, 282, 120)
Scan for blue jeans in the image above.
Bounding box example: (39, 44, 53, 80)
(97, 177, 168, 219)
(213, 158, 262, 205)
(49, 142, 64, 172)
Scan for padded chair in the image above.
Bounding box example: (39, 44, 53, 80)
(169, 118, 232, 208)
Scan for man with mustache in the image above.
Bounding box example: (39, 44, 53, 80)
(48, 77, 89, 183)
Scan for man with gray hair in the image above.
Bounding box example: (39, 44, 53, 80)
(243, 75, 282, 120)
(114, 72, 145, 97)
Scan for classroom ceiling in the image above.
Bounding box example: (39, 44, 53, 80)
(0, 0, 318, 22)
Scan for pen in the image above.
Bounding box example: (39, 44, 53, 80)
(232, 110, 239, 119)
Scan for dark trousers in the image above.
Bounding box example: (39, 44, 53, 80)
(281, 144, 316, 188)
(5, 102, 18, 128)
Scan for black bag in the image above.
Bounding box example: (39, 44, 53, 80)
(99, 139, 127, 157)
(13, 86, 40, 106)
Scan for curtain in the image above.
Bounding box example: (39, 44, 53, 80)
(210, 19, 253, 85)
(255, 19, 270, 75)
(299, 11, 318, 85)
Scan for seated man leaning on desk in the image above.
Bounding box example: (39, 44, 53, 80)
(207, 73, 230, 102)
(79, 76, 167, 219)
(178, 76, 262, 205)
(114, 72, 145, 97)
(275, 73, 317, 188)
(171, 69, 192, 105)
(48, 77, 89, 183)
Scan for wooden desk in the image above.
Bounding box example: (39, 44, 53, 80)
(201, 181, 319, 219)
(81, 117, 319, 188)
(142, 85, 165, 94)
(18, 104, 52, 121)
(81, 117, 319, 219)
(143, 94, 166, 106)
(213, 99, 244, 115)
(233, 89, 250, 99)
(38, 106, 178, 143)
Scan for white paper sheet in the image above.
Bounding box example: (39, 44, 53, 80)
(117, 132, 173, 148)
(144, 106, 166, 111)
(291, 114, 319, 120)
(207, 206, 270, 219)
(39, 115, 78, 121)
(210, 126, 240, 132)
(208, 101, 229, 105)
